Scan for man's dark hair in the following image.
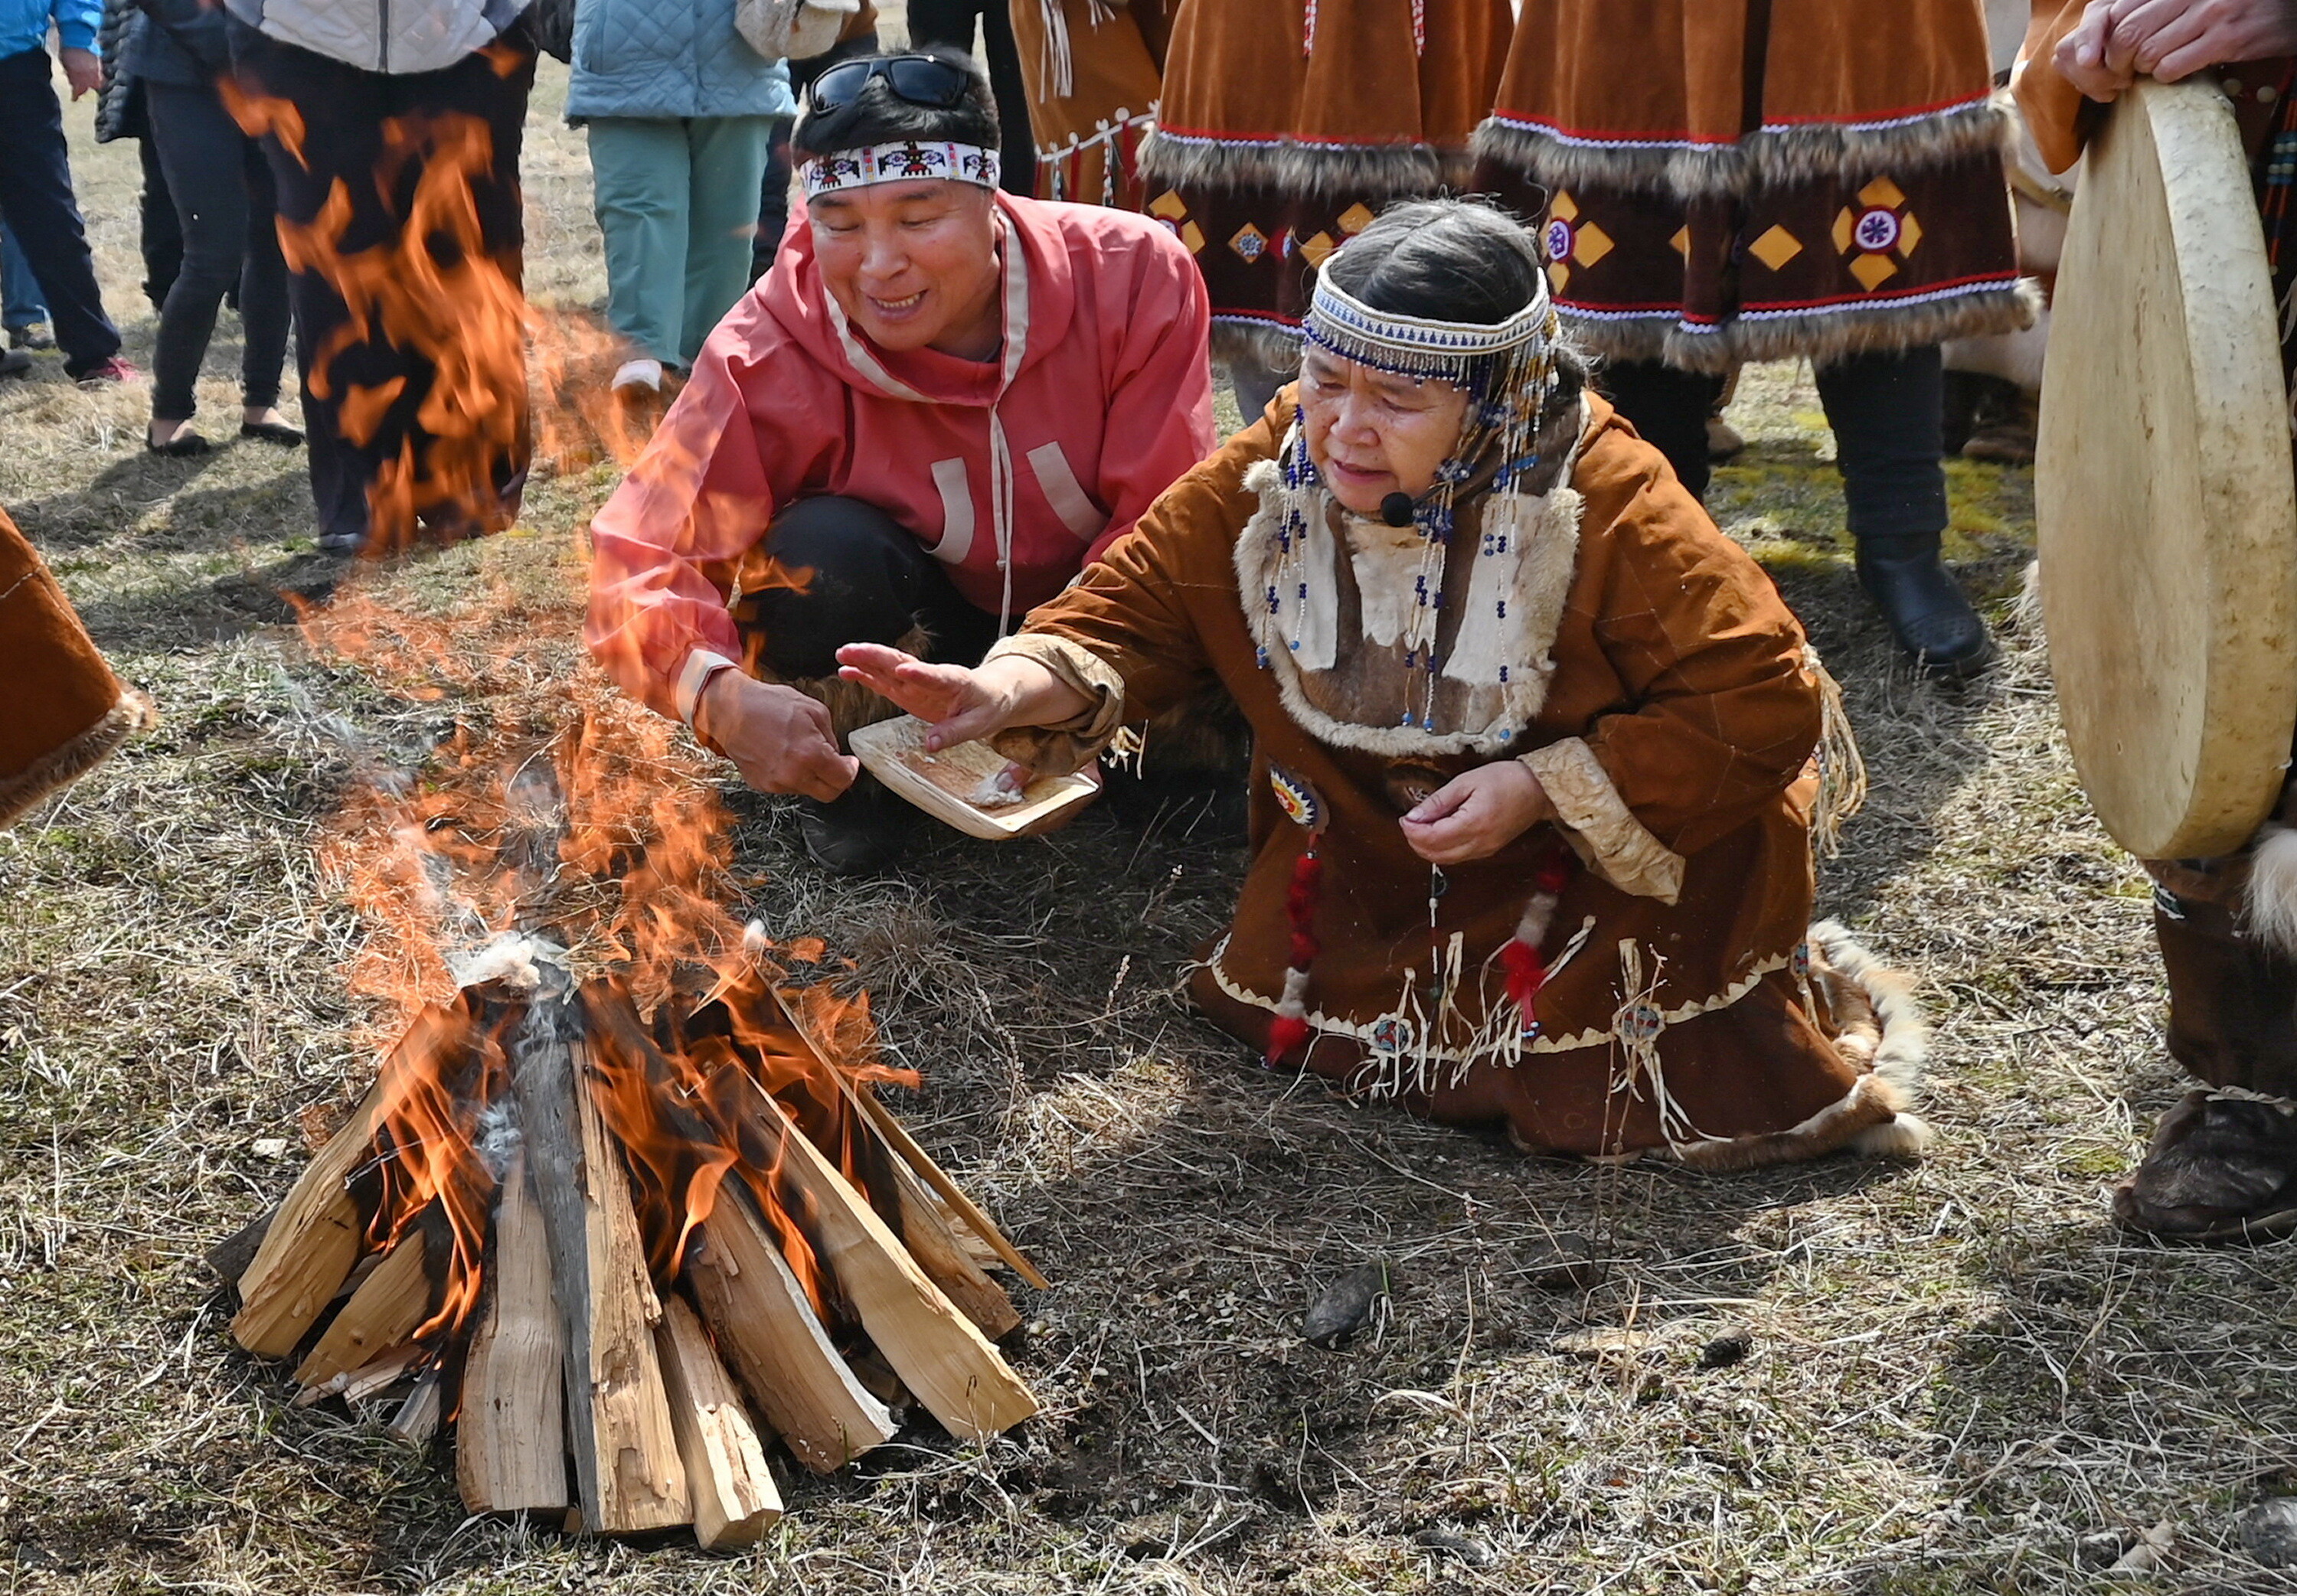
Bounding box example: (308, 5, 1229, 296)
(790, 46, 1000, 163)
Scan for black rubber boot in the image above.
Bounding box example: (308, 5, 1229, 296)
(1854, 536, 1998, 680)
(796, 774, 917, 876)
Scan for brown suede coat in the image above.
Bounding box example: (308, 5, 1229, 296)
(1136, 0, 1514, 360)
(1001, 394, 1919, 1164)
(1009, 0, 1166, 209)
(1471, 0, 2030, 370)
(0, 504, 150, 827)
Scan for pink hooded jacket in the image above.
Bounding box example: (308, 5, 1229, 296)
(586, 191, 1218, 724)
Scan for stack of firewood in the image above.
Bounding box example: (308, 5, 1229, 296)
(220, 941, 1042, 1547)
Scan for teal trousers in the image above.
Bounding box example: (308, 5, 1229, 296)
(587, 116, 773, 368)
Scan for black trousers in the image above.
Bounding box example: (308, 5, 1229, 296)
(139, 138, 185, 313)
(730, 495, 1000, 683)
(0, 47, 123, 376)
(1600, 347, 1949, 549)
(228, 20, 535, 544)
(903, 0, 1036, 197)
(145, 80, 291, 421)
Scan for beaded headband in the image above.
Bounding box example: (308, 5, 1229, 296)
(1302, 272, 1556, 381)
(800, 141, 1001, 199)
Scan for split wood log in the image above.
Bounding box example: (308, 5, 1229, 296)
(387, 1366, 443, 1444)
(295, 1341, 426, 1408)
(232, 1007, 456, 1356)
(292, 1229, 432, 1389)
(684, 1185, 897, 1474)
(748, 1087, 1037, 1443)
(456, 1149, 570, 1515)
(509, 995, 688, 1535)
(655, 1295, 782, 1549)
(883, 1157, 1020, 1340)
(846, 1078, 1049, 1291)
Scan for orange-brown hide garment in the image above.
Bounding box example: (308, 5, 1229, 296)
(1493, 0, 1995, 166)
(0, 504, 151, 826)
(1009, 0, 1166, 209)
(1005, 396, 1899, 1160)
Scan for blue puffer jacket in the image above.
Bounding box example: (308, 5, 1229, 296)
(565, 0, 792, 120)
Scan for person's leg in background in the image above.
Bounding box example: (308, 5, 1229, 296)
(144, 80, 257, 449)
(731, 494, 998, 873)
(137, 137, 182, 312)
(679, 115, 773, 367)
(0, 48, 128, 382)
(1814, 345, 1995, 678)
(2, 224, 53, 351)
(587, 116, 691, 390)
(1593, 358, 1726, 501)
(905, 0, 1033, 194)
(233, 131, 295, 441)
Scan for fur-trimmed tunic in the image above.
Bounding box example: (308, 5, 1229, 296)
(992, 393, 1929, 1164)
(0, 505, 152, 827)
(1138, 0, 1513, 365)
(1469, 0, 2034, 370)
(1008, 0, 1166, 210)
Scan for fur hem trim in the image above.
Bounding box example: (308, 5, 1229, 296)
(1472, 96, 2009, 200)
(1563, 280, 2041, 374)
(1213, 318, 1304, 374)
(1518, 736, 1685, 903)
(0, 689, 155, 828)
(1140, 128, 1447, 200)
(2243, 824, 2297, 956)
(1666, 919, 1931, 1171)
(760, 625, 930, 743)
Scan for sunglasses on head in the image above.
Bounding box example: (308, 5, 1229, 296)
(806, 54, 975, 117)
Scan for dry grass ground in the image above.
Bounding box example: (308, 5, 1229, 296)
(5, 51, 2296, 1596)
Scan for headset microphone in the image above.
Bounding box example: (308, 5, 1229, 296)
(1380, 492, 1415, 527)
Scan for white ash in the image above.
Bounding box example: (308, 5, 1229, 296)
(449, 930, 573, 992)
(969, 772, 1027, 808)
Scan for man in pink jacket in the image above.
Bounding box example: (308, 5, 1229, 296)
(587, 47, 1218, 870)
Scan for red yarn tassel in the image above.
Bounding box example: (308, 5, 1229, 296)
(1264, 846, 1325, 1064)
(1266, 1013, 1313, 1058)
(1500, 937, 1546, 1014)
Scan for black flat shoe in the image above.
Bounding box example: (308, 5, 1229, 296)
(145, 430, 213, 456)
(240, 419, 304, 446)
(796, 775, 917, 876)
(1854, 549, 1998, 680)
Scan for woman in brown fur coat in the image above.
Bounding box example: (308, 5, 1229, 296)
(0, 504, 150, 826)
(838, 200, 1931, 1168)
(1472, 0, 2036, 681)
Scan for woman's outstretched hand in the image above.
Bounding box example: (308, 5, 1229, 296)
(1400, 762, 1554, 865)
(836, 642, 1095, 753)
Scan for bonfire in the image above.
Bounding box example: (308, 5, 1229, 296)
(207, 100, 1042, 1545)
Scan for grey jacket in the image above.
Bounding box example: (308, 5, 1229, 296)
(222, 0, 528, 73)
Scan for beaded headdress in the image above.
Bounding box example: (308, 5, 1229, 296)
(1276, 253, 1566, 734)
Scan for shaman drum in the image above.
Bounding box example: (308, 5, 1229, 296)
(2037, 76, 2297, 860)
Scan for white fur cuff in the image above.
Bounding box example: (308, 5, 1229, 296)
(1520, 736, 1686, 904)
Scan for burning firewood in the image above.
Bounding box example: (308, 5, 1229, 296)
(221, 944, 1041, 1542)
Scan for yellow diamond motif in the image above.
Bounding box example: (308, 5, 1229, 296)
(1857, 176, 1907, 209)
(1149, 190, 1188, 220)
(1550, 190, 1580, 224)
(1230, 223, 1269, 263)
(1669, 227, 1691, 259)
(1896, 211, 1922, 257)
(1831, 207, 1857, 255)
(1747, 225, 1802, 271)
(1848, 252, 1900, 291)
(1547, 260, 1572, 294)
(1337, 202, 1376, 235)
(1299, 230, 1337, 268)
(1572, 222, 1614, 268)
(1180, 220, 1206, 254)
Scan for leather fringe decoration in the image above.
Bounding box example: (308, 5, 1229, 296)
(1266, 846, 1324, 1061)
(1806, 647, 1867, 858)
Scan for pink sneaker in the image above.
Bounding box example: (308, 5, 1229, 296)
(74, 356, 140, 389)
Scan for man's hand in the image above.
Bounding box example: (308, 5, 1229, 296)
(2055, 0, 2297, 100)
(2109, 0, 2297, 81)
(59, 46, 100, 100)
(1399, 762, 1554, 866)
(695, 672, 858, 801)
